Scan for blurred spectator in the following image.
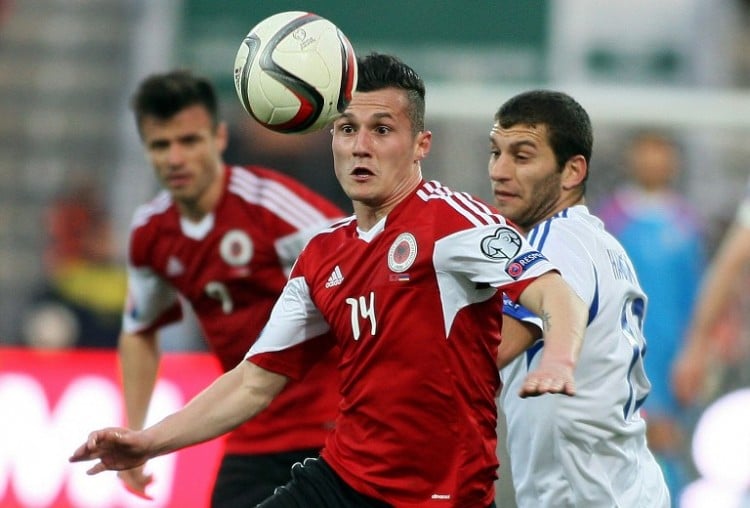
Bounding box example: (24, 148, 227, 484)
(21, 177, 126, 348)
(673, 177, 750, 405)
(0, 0, 12, 28)
(596, 131, 707, 504)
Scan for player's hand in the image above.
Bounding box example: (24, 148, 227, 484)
(118, 466, 155, 500)
(69, 427, 150, 475)
(672, 343, 709, 407)
(519, 360, 576, 398)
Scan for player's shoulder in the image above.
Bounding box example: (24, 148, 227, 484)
(228, 164, 285, 201)
(306, 215, 356, 245)
(295, 215, 356, 265)
(527, 206, 602, 252)
(228, 164, 342, 230)
(231, 163, 284, 180)
(128, 191, 174, 263)
(414, 180, 505, 231)
(228, 164, 333, 207)
(229, 164, 312, 194)
(130, 190, 173, 232)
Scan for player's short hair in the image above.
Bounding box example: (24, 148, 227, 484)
(627, 129, 679, 154)
(131, 69, 220, 136)
(356, 53, 425, 134)
(495, 90, 593, 185)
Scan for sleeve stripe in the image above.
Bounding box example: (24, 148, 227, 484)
(528, 219, 552, 249)
(528, 209, 570, 249)
(453, 191, 503, 224)
(131, 191, 171, 230)
(418, 180, 504, 226)
(229, 167, 329, 228)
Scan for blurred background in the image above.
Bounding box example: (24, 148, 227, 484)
(1, 0, 749, 506)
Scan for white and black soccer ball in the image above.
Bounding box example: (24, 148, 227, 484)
(233, 11, 358, 134)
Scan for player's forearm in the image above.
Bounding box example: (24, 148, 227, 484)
(142, 361, 287, 458)
(520, 272, 585, 367)
(540, 301, 585, 369)
(118, 331, 160, 429)
(686, 224, 750, 351)
(497, 317, 539, 369)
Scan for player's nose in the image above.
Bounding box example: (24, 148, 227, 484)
(489, 154, 512, 181)
(351, 129, 374, 154)
(166, 143, 187, 166)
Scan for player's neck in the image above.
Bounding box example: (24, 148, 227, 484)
(353, 205, 386, 232)
(177, 164, 226, 222)
(523, 196, 586, 234)
(353, 176, 420, 231)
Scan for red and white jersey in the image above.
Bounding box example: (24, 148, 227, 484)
(123, 164, 343, 454)
(247, 180, 557, 507)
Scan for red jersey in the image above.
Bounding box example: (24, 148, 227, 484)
(248, 180, 557, 507)
(123, 164, 343, 454)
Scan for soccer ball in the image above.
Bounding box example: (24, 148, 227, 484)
(233, 11, 358, 134)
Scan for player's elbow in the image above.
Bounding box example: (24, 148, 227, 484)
(240, 360, 289, 413)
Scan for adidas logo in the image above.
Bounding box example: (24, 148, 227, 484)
(325, 265, 344, 288)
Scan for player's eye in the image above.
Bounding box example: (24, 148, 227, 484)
(148, 140, 169, 151)
(515, 153, 532, 162)
(180, 135, 202, 146)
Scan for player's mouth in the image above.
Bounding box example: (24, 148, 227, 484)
(493, 189, 518, 202)
(166, 173, 192, 188)
(351, 166, 374, 180)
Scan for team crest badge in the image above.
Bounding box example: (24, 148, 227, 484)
(388, 232, 417, 273)
(219, 229, 253, 267)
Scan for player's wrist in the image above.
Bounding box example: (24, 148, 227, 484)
(539, 344, 577, 369)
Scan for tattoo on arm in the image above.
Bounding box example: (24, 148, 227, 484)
(540, 310, 551, 332)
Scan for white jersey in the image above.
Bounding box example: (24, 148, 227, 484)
(499, 205, 670, 508)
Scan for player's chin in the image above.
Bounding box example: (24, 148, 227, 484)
(167, 185, 198, 202)
(493, 199, 520, 219)
(342, 184, 378, 203)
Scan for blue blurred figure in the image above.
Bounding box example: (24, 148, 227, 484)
(597, 131, 706, 506)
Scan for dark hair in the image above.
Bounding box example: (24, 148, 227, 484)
(131, 69, 219, 135)
(627, 129, 679, 152)
(355, 53, 426, 134)
(495, 90, 593, 185)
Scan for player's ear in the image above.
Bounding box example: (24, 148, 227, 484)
(414, 130, 432, 162)
(216, 121, 230, 152)
(562, 154, 587, 190)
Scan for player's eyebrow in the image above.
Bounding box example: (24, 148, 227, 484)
(335, 112, 355, 123)
(370, 112, 395, 121)
(488, 138, 539, 151)
(336, 111, 396, 125)
(508, 139, 538, 151)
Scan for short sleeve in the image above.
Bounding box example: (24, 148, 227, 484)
(121, 264, 181, 333)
